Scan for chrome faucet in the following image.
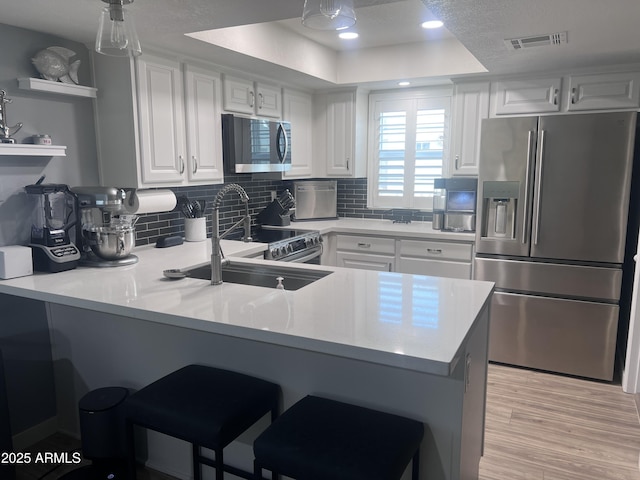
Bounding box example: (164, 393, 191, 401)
(210, 183, 252, 285)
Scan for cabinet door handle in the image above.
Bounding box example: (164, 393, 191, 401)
(571, 87, 577, 104)
(553, 88, 559, 105)
(258, 92, 264, 109)
(455, 154, 460, 170)
(427, 248, 442, 254)
(357, 243, 371, 248)
(179, 155, 185, 175)
(192, 156, 198, 174)
(249, 91, 255, 108)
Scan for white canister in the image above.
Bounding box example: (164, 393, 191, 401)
(31, 134, 52, 145)
(184, 217, 207, 242)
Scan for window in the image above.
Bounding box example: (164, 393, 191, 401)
(368, 90, 451, 210)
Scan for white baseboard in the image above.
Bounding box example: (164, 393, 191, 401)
(12, 416, 58, 451)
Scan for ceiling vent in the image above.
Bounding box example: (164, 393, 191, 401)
(504, 31, 567, 51)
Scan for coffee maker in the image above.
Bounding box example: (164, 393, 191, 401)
(71, 187, 139, 267)
(26, 183, 81, 272)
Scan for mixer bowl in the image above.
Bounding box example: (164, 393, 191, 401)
(86, 226, 135, 260)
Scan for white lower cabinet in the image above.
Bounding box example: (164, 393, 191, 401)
(397, 239, 473, 279)
(332, 234, 474, 278)
(335, 234, 395, 271)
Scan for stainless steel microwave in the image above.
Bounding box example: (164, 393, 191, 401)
(222, 114, 291, 174)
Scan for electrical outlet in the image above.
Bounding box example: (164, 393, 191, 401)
(270, 190, 277, 200)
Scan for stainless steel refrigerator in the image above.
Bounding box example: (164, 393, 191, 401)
(474, 112, 637, 381)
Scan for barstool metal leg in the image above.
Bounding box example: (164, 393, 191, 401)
(215, 448, 224, 480)
(412, 448, 420, 480)
(126, 420, 137, 480)
(192, 444, 201, 480)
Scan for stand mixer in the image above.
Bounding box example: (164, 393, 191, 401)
(71, 187, 139, 267)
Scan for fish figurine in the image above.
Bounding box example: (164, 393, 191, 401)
(31, 46, 80, 85)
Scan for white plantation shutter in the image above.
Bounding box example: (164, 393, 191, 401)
(369, 92, 450, 210)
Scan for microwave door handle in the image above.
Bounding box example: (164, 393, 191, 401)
(284, 126, 289, 162)
(276, 122, 289, 164)
(276, 123, 284, 162)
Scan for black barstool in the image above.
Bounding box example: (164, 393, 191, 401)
(125, 364, 279, 480)
(0, 351, 14, 480)
(253, 395, 424, 480)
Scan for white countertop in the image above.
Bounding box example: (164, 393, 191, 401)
(0, 233, 492, 377)
(287, 218, 476, 241)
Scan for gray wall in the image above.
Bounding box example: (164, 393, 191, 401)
(0, 23, 99, 246)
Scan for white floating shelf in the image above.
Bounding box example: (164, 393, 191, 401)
(0, 144, 67, 157)
(18, 77, 97, 98)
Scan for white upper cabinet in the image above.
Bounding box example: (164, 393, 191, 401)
(282, 88, 313, 179)
(184, 65, 224, 184)
(315, 88, 368, 178)
(222, 75, 282, 118)
(565, 72, 640, 111)
(136, 55, 187, 184)
(491, 77, 562, 116)
(491, 72, 640, 116)
(92, 52, 224, 188)
(451, 82, 490, 176)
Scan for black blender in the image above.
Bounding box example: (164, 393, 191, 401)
(26, 181, 81, 272)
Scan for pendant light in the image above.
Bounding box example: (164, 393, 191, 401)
(95, 0, 142, 57)
(302, 0, 356, 30)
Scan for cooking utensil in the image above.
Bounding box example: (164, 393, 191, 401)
(192, 199, 202, 218)
(178, 197, 208, 218)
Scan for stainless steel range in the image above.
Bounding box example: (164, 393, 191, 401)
(252, 227, 323, 263)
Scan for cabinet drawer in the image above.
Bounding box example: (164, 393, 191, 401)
(399, 240, 472, 261)
(336, 235, 395, 254)
(336, 252, 394, 272)
(398, 258, 471, 279)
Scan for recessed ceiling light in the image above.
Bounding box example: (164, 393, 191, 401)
(421, 20, 444, 29)
(398, 81, 411, 86)
(338, 32, 359, 40)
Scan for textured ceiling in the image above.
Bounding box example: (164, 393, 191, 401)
(422, 0, 640, 75)
(1, 0, 640, 87)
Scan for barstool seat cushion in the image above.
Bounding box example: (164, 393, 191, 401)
(125, 365, 279, 450)
(254, 395, 424, 480)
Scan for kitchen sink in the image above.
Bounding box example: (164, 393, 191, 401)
(166, 262, 332, 290)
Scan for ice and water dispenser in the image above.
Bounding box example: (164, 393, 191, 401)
(479, 181, 519, 239)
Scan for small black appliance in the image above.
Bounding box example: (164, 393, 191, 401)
(25, 182, 80, 272)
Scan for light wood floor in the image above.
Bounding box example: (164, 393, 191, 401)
(15, 364, 640, 480)
(479, 364, 640, 480)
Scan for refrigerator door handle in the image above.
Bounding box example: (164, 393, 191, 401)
(522, 130, 535, 244)
(533, 129, 546, 245)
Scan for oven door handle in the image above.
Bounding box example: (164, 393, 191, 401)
(280, 245, 323, 263)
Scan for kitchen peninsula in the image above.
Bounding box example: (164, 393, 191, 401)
(0, 239, 493, 480)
